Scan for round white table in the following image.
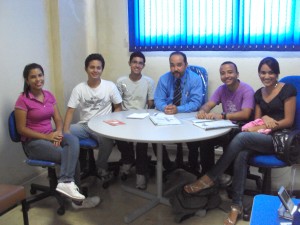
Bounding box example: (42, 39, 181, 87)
(88, 109, 231, 223)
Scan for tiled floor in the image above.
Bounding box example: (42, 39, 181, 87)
(0, 147, 251, 225)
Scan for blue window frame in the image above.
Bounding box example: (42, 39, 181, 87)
(128, 0, 300, 51)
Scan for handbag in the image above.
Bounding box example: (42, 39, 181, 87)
(271, 129, 300, 165)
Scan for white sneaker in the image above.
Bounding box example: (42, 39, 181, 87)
(136, 174, 147, 190)
(56, 182, 85, 200)
(120, 164, 132, 175)
(72, 196, 101, 209)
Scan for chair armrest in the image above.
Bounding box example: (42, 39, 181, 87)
(284, 129, 300, 165)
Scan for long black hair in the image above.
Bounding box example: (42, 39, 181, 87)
(23, 63, 44, 97)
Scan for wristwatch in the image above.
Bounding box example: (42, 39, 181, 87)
(221, 112, 227, 120)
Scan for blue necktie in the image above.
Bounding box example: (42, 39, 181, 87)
(173, 79, 181, 106)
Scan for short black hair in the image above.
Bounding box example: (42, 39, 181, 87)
(130, 51, 146, 63)
(221, 61, 239, 73)
(85, 53, 105, 70)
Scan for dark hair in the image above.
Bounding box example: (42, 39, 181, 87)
(169, 51, 187, 64)
(130, 51, 146, 63)
(85, 53, 105, 70)
(23, 63, 44, 97)
(258, 57, 280, 75)
(221, 61, 239, 73)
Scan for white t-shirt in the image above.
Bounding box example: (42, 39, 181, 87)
(116, 75, 155, 110)
(67, 80, 122, 122)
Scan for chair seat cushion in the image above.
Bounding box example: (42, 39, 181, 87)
(79, 138, 98, 149)
(26, 159, 56, 167)
(249, 155, 287, 168)
(0, 184, 26, 213)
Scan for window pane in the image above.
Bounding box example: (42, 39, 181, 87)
(128, 0, 300, 51)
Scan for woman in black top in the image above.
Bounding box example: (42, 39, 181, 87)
(184, 57, 297, 225)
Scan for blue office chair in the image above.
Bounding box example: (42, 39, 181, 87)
(79, 138, 98, 180)
(173, 65, 208, 176)
(187, 65, 208, 104)
(8, 111, 65, 215)
(244, 75, 300, 220)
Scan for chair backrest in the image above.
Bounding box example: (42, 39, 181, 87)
(8, 111, 56, 167)
(8, 111, 21, 143)
(187, 65, 208, 106)
(279, 75, 300, 130)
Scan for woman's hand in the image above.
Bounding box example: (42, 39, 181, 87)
(47, 131, 63, 147)
(262, 115, 279, 129)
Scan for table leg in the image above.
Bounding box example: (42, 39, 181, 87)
(156, 143, 163, 198)
(123, 143, 170, 223)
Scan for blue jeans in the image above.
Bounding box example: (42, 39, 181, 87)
(70, 123, 114, 170)
(206, 132, 274, 206)
(23, 133, 81, 185)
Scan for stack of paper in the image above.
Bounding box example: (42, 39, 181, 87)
(126, 113, 149, 119)
(149, 113, 181, 126)
(193, 120, 238, 130)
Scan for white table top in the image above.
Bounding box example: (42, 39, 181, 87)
(88, 109, 231, 143)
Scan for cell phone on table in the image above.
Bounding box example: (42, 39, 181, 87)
(278, 186, 297, 215)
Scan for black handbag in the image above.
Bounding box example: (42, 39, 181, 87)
(271, 129, 300, 165)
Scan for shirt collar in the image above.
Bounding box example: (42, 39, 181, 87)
(28, 90, 46, 101)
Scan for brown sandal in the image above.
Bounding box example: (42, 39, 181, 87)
(224, 205, 242, 225)
(184, 175, 214, 194)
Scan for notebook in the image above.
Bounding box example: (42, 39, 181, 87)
(193, 120, 238, 130)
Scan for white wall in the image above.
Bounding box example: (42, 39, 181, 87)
(0, 0, 298, 188)
(0, 0, 51, 184)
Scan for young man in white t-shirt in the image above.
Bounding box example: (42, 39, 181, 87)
(116, 51, 155, 189)
(63, 53, 122, 180)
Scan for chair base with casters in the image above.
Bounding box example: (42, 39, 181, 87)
(79, 138, 120, 189)
(0, 184, 29, 225)
(242, 155, 288, 221)
(25, 159, 65, 215)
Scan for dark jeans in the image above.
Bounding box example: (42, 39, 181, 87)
(206, 132, 274, 206)
(186, 128, 240, 175)
(116, 141, 150, 175)
(117, 141, 174, 175)
(152, 144, 175, 170)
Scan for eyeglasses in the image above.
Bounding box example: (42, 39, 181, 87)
(131, 60, 144, 66)
(259, 71, 275, 75)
